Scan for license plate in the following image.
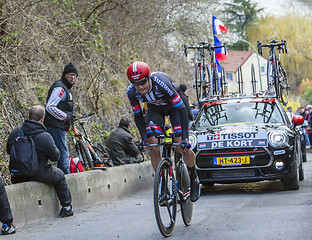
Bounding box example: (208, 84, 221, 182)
(213, 156, 250, 165)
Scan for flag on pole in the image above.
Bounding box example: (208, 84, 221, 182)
(212, 15, 228, 36)
(216, 58, 221, 75)
(214, 35, 227, 61)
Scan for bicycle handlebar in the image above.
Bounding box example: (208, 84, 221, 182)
(257, 39, 287, 55)
(72, 112, 95, 122)
(147, 125, 190, 150)
(184, 43, 226, 57)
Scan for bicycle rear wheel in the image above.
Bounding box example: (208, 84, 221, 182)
(220, 66, 226, 97)
(94, 142, 114, 167)
(76, 140, 93, 169)
(211, 66, 218, 96)
(175, 152, 193, 226)
(154, 159, 177, 237)
(279, 67, 289, 106)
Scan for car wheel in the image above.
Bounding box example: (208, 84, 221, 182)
(303, 152, 307, 162)
(299, 161, 304, 181)
(298, 140, 304, 181)
(282, 143, 300, 190)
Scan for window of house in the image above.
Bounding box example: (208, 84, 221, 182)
(226, 72, 233, 81)
(260, 65, 266, 74)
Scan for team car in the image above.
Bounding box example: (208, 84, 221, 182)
(189, 97, 305, 190)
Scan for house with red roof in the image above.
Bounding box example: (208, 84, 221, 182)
(221, 51, 268, 95)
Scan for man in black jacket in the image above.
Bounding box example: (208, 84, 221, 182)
(106, 118, 143, 165)
(0, 178, 16, 235)
(44, 63, 78, 174)
(7, 105, 74, 218)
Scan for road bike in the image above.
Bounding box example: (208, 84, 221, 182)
(149, 125, 193, 237)
(257, 39, 289, 106)
(184, 42, 211, 103)
(71, 112, 114, 169)
(208, 44, 227, 97)
(184, 42, 227, 103)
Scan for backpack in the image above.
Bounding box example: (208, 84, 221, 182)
(69, 157, 84, 173)
(9, 129, 39, 177)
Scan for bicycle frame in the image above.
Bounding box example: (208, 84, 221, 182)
(257, 39, 288, 105)
(70, 112, 111, 169)
(184, 42, 210, 103)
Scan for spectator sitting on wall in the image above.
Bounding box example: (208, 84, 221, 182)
(106, 118, 143, 166)
(6, 105, 74, 218)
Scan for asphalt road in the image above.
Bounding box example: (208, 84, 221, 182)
(4, 152, 312, 240)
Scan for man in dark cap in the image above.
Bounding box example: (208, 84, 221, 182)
(179, 84, 193, 123)
(44, 63, 78, 174)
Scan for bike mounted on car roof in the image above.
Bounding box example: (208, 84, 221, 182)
(184, 42, 227, 104)
(70, 112, 114, 170)
(257, 39, 289, 106)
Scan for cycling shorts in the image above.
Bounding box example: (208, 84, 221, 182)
(145, 106, 182, 138)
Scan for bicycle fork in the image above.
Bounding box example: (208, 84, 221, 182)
(159, 166, 176, 203)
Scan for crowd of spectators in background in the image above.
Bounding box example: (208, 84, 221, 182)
(295, 105, 312, 149)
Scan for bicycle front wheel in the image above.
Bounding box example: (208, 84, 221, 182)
(251, 63, 256, 94)
(154, 159, 177, 237)
(195, 64, 203, 104)
(176, 153, 193, 226)
(76, 140, 93, 169)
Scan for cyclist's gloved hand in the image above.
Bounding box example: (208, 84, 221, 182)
(180, 138, 191, 150)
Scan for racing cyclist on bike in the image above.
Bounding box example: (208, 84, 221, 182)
(126, 61, 200, 202)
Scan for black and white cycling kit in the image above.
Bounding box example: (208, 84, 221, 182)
(126, 72, 189, 144)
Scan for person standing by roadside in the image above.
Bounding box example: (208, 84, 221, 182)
(286, 106, 295, 122)
(7, 105, 74, 218)
(0, 178, 16, 235)
(304, 108, 312, 145)
(44, 63, 78, 174)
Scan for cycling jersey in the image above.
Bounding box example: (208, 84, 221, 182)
(126, 72, 189, 143)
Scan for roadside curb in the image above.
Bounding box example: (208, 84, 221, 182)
(5, 161, 154, 228)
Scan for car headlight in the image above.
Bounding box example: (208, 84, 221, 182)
(189, 134, 197, 150)
(268, 131, 288, 148)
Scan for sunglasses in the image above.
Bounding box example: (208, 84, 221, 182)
(66, 73, 78, 78)
(132, 78, 148, 86)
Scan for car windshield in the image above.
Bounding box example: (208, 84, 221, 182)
(195, 101, 285, 129)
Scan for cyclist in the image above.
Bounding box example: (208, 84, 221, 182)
(126, 61, 200, 202)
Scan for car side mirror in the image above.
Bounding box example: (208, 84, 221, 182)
(292, 115, 304, 126)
